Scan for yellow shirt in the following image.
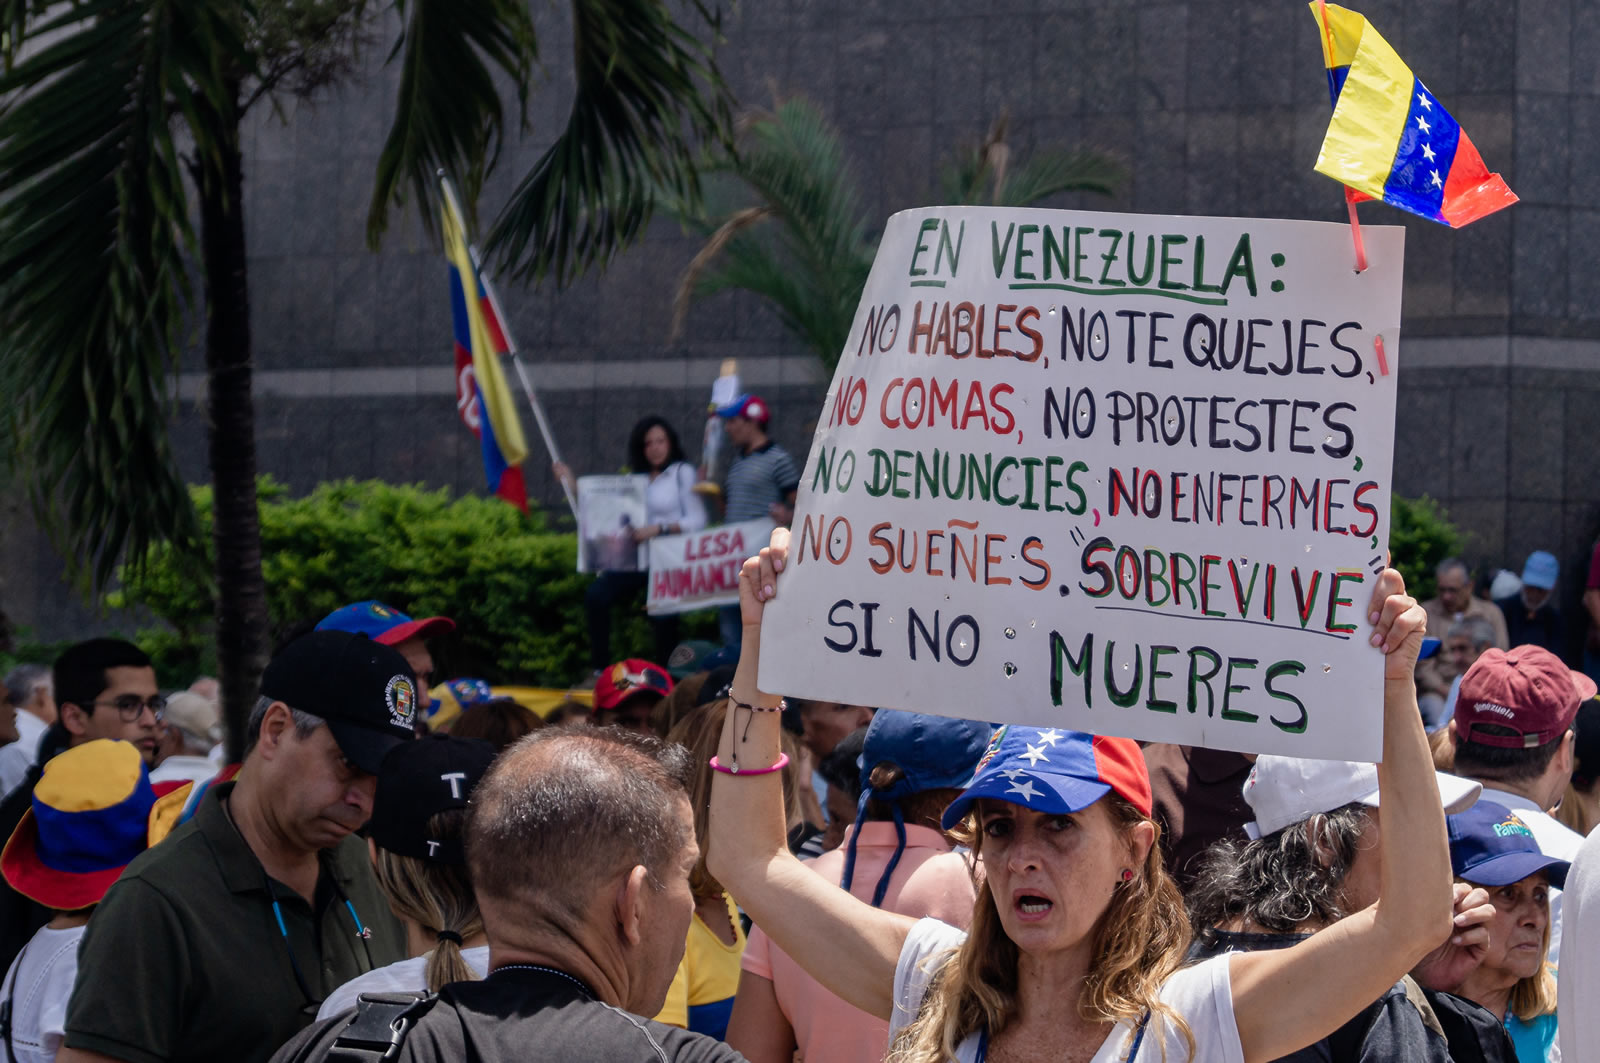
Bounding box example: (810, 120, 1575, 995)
(654, 892, 746, 1039)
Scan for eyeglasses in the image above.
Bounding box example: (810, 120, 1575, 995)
(81, 694, 166, 722)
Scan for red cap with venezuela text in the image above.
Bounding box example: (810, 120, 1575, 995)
(1456, 645, 1596, 750)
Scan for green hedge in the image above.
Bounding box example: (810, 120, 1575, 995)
(1388, 493, 1463, 603)
(108, 479, 709, 687)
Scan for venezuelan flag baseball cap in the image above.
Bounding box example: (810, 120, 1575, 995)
(1, 740, 189, 910)
(713, 393, 770, 426)
(316, 600, 455, 647)
(941, 725, 1151, 829)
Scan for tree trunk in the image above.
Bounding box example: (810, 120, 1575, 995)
(196, 82, 269, 763)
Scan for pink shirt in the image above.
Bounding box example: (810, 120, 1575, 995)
(741, 822, 976, 1063)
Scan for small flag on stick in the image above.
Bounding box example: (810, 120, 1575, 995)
(443, 200, 530, 512)
(1310, 2, 1517, 228)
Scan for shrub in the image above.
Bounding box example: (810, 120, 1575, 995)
(109, 478, 700, 687)
(1388, 493, 1463, 603)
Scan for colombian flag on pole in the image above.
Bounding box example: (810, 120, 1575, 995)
(443, 204, 529, 511)
(1310, 3, 1517, 228)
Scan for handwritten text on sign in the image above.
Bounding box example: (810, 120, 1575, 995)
(649, 520, 775, 615)
(759, 208, 1404, 760)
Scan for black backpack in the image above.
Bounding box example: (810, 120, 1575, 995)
(280, 993, 440, 1063)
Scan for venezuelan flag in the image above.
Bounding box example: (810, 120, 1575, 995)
(1310, 3, 1517, 228)
(443, 204, 529, 511)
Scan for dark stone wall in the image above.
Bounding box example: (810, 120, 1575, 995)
(5, 0, 1597, 657)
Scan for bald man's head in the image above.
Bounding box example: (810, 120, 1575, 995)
(466, 727, 694, 924)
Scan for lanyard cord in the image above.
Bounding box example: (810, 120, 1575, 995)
(265, 863, 375, 1007)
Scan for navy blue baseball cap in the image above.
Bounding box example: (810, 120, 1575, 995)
(941, 725, 1152, 829)
(1447, 800, 1569, 888)
(859, 711, 994, 799)
(839, 711, 992, 908)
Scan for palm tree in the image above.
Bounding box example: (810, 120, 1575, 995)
(0, 0, 730, 756)
(672, 100, 1124, 371)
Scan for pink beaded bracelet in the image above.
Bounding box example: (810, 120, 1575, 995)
(709, 752, 790, 776)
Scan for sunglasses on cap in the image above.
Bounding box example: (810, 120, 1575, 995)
(613, 669, 671, 695)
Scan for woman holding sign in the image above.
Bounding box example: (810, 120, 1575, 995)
(708, 529, 1455, 1062)
(557, 415, 707, 671)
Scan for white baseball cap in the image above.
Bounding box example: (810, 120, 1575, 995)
(1242, 757, 1481, 840)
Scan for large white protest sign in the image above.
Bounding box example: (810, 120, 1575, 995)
(759, 207, 1404, 760)
(648, 519, 775, 615)
(577, 475, 647, 573)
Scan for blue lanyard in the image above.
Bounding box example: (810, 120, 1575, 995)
(974, 1012, 1148, 1062)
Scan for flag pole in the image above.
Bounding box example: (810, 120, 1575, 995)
(1315, 2, 1389, 376)
(438, 172, 578, 519)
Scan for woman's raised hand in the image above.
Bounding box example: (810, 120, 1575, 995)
(1412, 883, 1495, 992)
(1365, 565, 1427, 682)
(738, 527, 791, 628)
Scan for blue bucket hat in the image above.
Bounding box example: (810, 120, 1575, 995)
(839, 711, 993, 908)
(1448, 800, 1569, 888)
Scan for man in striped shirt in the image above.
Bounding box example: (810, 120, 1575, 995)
(716, 394, 799, 644)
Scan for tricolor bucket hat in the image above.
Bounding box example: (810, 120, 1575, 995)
(1, 740, 189, 911)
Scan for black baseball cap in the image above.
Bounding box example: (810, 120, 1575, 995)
(368, 734, 496, 864)
(260, 630, 418, 775)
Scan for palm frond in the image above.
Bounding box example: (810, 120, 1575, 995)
(993, 149, 1124, 207)
(670, 204, 770, 340)
(0, 0, 245, 590)
(367, 0, 536, 244)
(484, 0, 733, 287)
(670, 97, 873, 369)
(939, 112, 1124, 207)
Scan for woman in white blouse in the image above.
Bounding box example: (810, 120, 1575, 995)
(708, 529, 1458, 1063)
(557, 416, 706, 671)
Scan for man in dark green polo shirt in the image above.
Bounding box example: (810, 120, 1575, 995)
(58, 631, 417, 1063)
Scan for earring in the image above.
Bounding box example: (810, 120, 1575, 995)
(1119, 869, 1134, 883)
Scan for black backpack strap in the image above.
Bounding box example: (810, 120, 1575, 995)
(326, 992, 439, 1063)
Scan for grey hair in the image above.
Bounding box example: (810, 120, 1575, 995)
(1435, 557, 1470, 580)
(1447, 616, 1496, 651)
(1188, 802, 1371, 936)
(3, 664, 50, 707)
(243, 696, 323, 754)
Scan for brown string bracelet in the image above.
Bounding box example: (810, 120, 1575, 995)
(725, 696, 785, 773)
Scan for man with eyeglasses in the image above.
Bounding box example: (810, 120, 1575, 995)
(55, 631, 414, 1063)
(0, 639, 162, 971)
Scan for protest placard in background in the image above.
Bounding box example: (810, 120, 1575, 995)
(759, 207, 1404, 760)
(577, 475, 647, 573)
(648, 519, 775, 615)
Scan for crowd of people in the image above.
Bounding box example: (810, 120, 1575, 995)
(0, 413, 1597, 1061)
